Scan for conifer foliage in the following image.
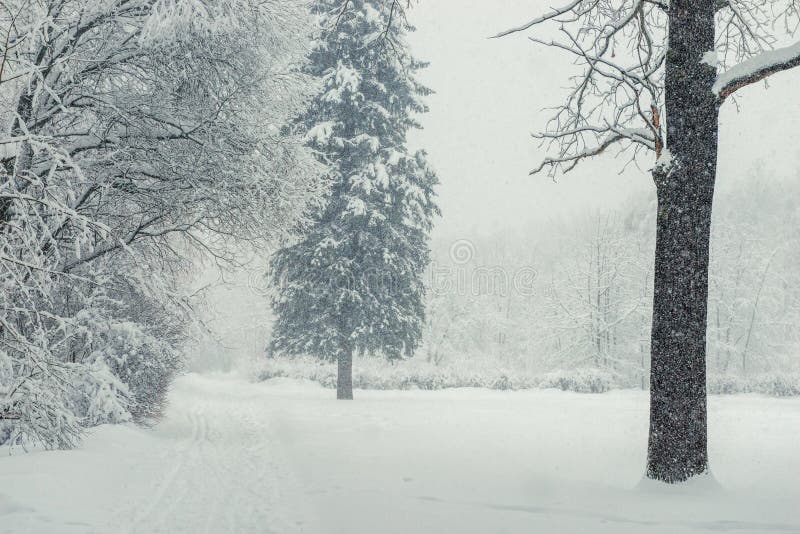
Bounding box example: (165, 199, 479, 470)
(269, 0, 439, 399)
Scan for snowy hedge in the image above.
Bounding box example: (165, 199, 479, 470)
(254, 356, 620, 393)
(254, 356, 800, 396)
(707, 374, 800, 397)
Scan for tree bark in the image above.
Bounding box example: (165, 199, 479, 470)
(337, 346, 354, 400)
(647, 0, 719, 483)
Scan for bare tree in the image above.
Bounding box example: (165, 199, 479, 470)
(496, 0, 800, 482)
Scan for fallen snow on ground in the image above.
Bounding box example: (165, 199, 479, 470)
(1, 373, 799, 533)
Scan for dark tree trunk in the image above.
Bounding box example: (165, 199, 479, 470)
(647, 0, 719, 483)
(337, 347, 353, 400)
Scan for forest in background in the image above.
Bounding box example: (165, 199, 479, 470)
(258, 160, 800, 395)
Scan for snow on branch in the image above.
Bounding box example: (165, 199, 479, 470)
(531, 134, 626, 175)
(714, 40, 800, 101)
(332, 0, 413, 62)
(490, 0, 584, 39)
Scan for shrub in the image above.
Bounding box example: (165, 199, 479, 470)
(255, 356, 800, 397)
(538, 368, 617, 393)
(255, 356, 621, 393)
(708, 373, 800, 397)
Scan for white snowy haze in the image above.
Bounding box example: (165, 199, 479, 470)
(406, 0, 800, 238)
(195, 0, 800, 372)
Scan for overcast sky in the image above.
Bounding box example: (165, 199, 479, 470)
(407, 0, 800, 240)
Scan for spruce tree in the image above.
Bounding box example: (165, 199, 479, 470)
(269, 0, 439, 399)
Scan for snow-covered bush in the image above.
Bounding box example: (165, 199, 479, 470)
(72, 361, 132, 428)
(0, 265, 182, 448)
(708, 374, 800, 397)
(64, 274, 186, 423)
(254, 356, 625, 392)
(255, 356, 800, 397)
(538, 368, 617, 394)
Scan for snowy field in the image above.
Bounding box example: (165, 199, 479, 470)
(1, 374, 799, 534)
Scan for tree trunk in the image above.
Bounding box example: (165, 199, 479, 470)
(647, 0, 719, 483)
(337, 347, 354, 400)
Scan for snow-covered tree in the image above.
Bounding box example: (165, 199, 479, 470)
(0, 0, 320, 448)
(708, 170, 800, 378)
(496, 0, 800, 482)
(542, 213, 652, 381)
(268, 0, 439, 399)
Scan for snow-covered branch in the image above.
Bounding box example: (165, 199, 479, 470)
(714, 40, 800, 101)
(490, 0, 584, 39)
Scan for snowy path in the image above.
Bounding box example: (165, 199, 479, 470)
(1, 373, 799, 533)
(114, 380, 306, 534)
(0, 376, 310, 534)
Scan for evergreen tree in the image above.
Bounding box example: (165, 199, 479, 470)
(268, 0, 439, 399)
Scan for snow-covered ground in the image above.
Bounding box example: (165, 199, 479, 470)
(1, 374, 799, 534)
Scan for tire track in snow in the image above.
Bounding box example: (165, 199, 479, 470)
(124, 409, 201, 532)
(115, 377, 307, 534)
